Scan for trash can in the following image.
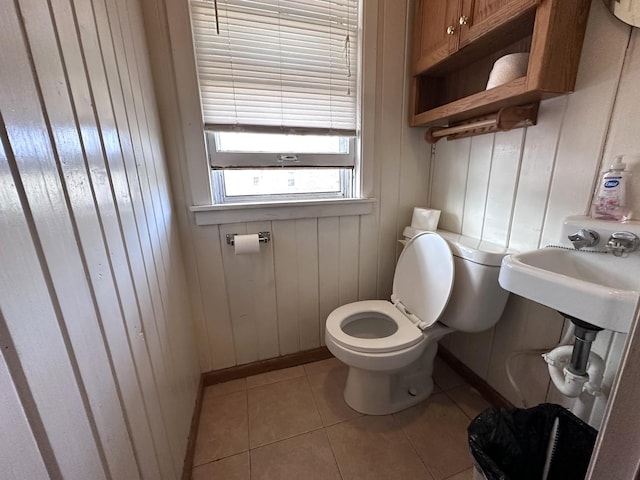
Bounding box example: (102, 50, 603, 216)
(468, 403, 598, 480)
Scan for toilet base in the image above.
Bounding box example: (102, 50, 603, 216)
(343, 341, 439, 415)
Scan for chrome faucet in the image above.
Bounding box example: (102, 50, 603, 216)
(568, 229, 599, 250)
(606, 231, 640, 257)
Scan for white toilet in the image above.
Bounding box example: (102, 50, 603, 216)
(325, 230, 509, 415)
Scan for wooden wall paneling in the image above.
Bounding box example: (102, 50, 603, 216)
(512, 302, 563, 406)
(22, 0, 162, 476)
(461, 135, 494, 239)
(357, 212, 380, 301)
(272, 219, 321, 352)
(219, 222, 279, 364)
(93, 0, 183, 474)
(108, 0, 180, 395)
(118, 0, 197, 455)
(193, 226, 236, 370)
(246, 221, 280, 360)
(0, 120, 106, 480)
(107, 0, 175, 397)
(540, 1, 630, 246)
(121, 0, 190, 397)
(590, 332, 626, 428)
(443, 328, 496, 380)
(136, 0, 210, 377)
(1, 3, 141, 477)
(508, 96, 567, 252)
(481, 129, 524, 246)
(318, 217, 341, 346)
(375, 0, 408, 300)
(91, 1, 189, 475)
(148, 0, 211, 206)
(0, 334, 50, 480)
(486, 295, 530, 406)
(272, 220, 300, 354)
(339, 216, 361, 305)
(601, 29, 640, 217)
(397, 0, 430, 233)
(431, 138, 471, 233)
(294, 219, 321, 351)
(108, 0, 189, 468)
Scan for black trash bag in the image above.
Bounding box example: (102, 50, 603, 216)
(468, 403, 598, 480)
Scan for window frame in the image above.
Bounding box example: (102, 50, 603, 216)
(210, 166, 354, 204)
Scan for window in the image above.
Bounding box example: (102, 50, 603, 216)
(189, 0, 360, 203)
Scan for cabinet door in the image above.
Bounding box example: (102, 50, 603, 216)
(413, 0, 461, 74)
(458, 0, 539, 46)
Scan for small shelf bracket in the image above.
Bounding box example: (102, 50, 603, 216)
(424, 103, 539, 144)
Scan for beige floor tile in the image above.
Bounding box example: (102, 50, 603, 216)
(204, 378, 247, 398)
(326, 415, 434, 480)
(306, 357, 362, 426)
(248, 376, 322, 448)
(192, 452, 249, 480)
(193, 391, 248, 466)
(250, 429, 341, 480)
(445, 467, 475, 480)
(394, 393, 473, 480)
(303, 356, 342, 377)
(246, 365, 306, 389)
(433, 357, 466, 391)
(446, 385, 491, 420)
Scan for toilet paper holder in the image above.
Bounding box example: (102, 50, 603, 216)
(226, 232, 271, 246)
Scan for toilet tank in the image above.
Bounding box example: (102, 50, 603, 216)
(403, 227, 511, 333)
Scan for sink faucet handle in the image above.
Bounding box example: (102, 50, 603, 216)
(606, 231, 640, 257)
(568, 229, 600, 250)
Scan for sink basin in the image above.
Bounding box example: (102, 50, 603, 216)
(499, 217, 640, 333)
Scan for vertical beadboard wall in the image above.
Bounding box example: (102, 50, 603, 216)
(142, 0, 431, 372)
(0, 0, 199, 478)
(434, 0, 637, 424)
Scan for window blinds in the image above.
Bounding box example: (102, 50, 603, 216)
(189, 0, 359, 135)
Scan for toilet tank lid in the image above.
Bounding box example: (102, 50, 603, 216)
(402, 226, 512, 266)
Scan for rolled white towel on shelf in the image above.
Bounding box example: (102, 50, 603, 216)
(486, 53, 529, 90)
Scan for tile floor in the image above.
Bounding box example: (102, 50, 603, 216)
(191, 356, 492, 480)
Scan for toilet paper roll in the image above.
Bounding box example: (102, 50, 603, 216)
(411, 207, 441, 231)
(234, 234, 260, 255)
(486, 53, 529, 90)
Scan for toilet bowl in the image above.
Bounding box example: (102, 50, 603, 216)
(325, 230, 509, 415)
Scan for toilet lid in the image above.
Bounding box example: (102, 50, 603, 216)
(392, 232, 454, 328)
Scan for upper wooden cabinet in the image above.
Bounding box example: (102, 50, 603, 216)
(410, 0, 590, 128)
(413, 0, 459, 74)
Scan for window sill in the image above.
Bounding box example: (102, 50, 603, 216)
(191, 198, 376, 225)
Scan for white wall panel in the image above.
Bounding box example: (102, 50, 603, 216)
(0, 0, 199, 476)
(461, 135, 494, 239)
(430, 138, 471, 233)
(430, 0, 635, 415)
(482, 129, 524, 246)
(0, 353, 49, 480)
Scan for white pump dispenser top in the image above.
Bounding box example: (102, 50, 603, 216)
(610, 155, 626, 170)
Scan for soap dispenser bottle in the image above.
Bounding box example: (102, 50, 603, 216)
(591, 155, 631, 222)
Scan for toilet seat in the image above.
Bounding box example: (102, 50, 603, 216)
(326, 300, 424, 354)
(325, 233, 455, 355)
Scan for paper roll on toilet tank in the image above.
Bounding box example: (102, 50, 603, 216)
(411, 207, 441, 231)
(234, 234, 261, 254)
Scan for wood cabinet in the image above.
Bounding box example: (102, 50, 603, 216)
(410, 0, 590, 129)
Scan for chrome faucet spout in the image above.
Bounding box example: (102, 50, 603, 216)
(568, 229, 599, 250)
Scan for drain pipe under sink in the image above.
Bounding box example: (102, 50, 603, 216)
(542, 319, 607, 422)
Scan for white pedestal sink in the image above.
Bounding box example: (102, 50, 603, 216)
(499, 216, 640, 333)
